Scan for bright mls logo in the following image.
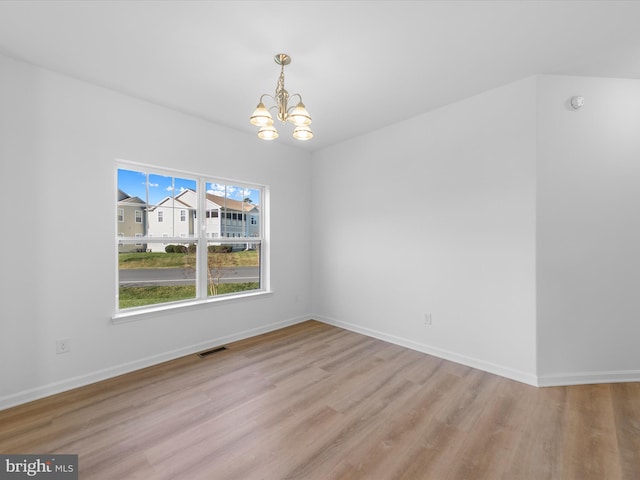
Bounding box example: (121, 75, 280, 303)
(0, 455, 77, 480)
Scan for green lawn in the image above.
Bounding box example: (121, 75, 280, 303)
(118, 250, 259, 269)
(119, 282, 260, 309)
(118, 250, 260, 309)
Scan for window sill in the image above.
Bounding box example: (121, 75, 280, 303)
(111, 290, 273, 324)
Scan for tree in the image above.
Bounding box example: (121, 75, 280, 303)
(207, 250, 237, 296)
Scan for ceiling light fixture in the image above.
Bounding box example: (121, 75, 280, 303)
(250, 53, 313, 141)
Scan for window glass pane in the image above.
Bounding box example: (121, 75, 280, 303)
(118, 168, 148, 203)
(206, 183, 260, 238)
(142, 174, 198, 241)
(171, 177, 197, 240)
(118, 242, 196, 309)
(117, 169, 148, 245)
(147, 173, 172, 205)
(147, 173, 173, 238)
(244, 187, 261, 237)
(206, 242, 260, 297)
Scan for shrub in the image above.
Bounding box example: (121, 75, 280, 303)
(165, 244, 187, 253)
(188, 243, 197, 254)
(208, 244, 233, 253)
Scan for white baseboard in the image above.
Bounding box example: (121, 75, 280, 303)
(537, 370, 640, 387)
(5, 313, 637, 411)
(314, 314, 640, 388)
(313, 314, 539, 386)
(0, 314, 312, 411)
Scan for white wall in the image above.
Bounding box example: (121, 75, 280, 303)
(3, 53, 637, 408)
(536, 75, 640, 385)
(0, 54, 312, 408)
(311, 78, 538, 384)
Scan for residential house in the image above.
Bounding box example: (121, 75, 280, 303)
(116, 189, 146, 253)
(146, 188, 259, 252)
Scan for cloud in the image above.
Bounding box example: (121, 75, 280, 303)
(205, 184, 259, 205)
(207, 183, 226, 196)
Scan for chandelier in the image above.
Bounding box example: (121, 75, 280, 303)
(249, 53, 313, 141)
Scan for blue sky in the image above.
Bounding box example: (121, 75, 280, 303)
(118, 168, 260, 205)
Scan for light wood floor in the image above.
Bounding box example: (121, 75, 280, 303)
(1, 320, 639, 479)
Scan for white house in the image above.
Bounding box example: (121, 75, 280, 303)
(146, 188, 260, 252)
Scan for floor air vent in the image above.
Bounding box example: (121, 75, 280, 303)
(197, 346, 227, 358)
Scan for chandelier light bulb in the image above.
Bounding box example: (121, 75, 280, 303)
(257, 125, 279, 140)
(292, 125, 313, 141)
(250, 102, 273, 127)
(288, 102, 312, 127)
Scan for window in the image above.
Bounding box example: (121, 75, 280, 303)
(117, 209, 124, 222)
(116, 164, 266, 313)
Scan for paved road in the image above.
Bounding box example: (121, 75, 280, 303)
(119, 267, 259, 286)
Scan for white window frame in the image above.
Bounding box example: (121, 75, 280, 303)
(180, 209, 187, 222)
(117, 209, 124, 222)
(135, 210, 143, 224)
(113, 161, 270, 322)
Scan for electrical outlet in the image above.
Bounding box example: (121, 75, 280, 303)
(424, 313, 432, 326)
(56, 338, 71, 354)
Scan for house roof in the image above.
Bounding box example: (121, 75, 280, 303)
(206, 193, 257, 213)
(117, 189, 145, 205)
(150, 188, 258, 212)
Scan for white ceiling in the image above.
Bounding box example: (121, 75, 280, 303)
(1, 0, 640, 152)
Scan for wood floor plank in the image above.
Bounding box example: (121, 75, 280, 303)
(506, 386, 567, 479)
(610, 382, 640, 479)
(562, 384, 623, 479)
(1, 320, 638, 479)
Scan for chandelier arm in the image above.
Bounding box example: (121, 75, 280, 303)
(259, 93, 276, 104)
(258, 93, 281, 114)
(285, 94, 304, 114)
(287, 93, 302, 115)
